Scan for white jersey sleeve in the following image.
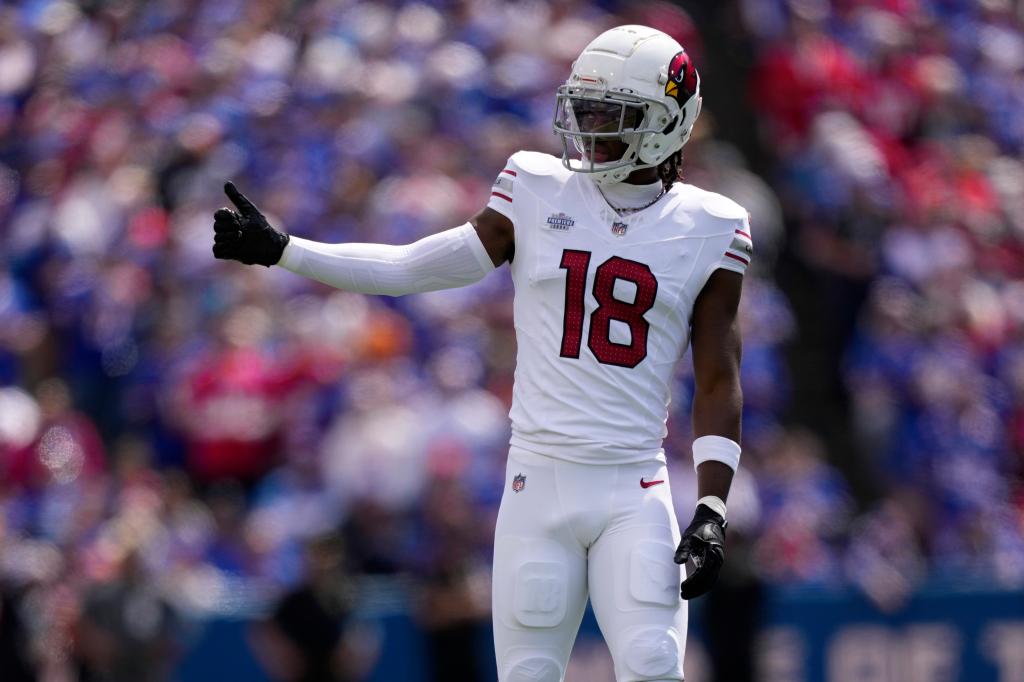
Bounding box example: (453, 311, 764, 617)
(697, 193, 753, 287)
(487, 161, 518, 221)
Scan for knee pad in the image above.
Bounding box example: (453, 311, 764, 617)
(504, 656, 563, 682)
(620, 627, 681, 679)
(513, 559, 568, 628)
(629, 540, 679, 607)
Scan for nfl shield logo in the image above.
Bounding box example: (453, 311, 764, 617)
(611, 221, 628, 237)
(512, 473, 526, 493)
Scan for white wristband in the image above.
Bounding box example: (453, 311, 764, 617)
(697, 495, 727, 520)
(692, 435, 741, 472)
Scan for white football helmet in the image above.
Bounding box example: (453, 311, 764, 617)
(553, 25, 702, 185)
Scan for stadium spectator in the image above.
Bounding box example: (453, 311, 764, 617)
(252, 533, 375, 682)
(74, 550, 181, 682)
(414, 473, 492, 682)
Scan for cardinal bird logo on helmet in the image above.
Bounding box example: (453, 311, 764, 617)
(665, 51, 698, 106)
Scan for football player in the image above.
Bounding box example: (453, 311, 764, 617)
(213, 25, 749, 682)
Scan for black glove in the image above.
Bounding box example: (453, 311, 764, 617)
(212, 182, 289, 266)
(675, 503, 726, 600)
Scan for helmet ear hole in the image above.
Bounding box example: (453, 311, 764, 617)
(662, 117, 678, 135)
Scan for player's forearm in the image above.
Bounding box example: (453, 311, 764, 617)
(277, 223, 495, 296)
(691, 379, 741, 441)
(691, 380, 741, 502)
(695, 461, 734, 502)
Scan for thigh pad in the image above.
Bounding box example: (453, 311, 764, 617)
(513, 557, 568, 628)
(629, 539, 680, 607)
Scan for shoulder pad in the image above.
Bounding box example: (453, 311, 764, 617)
(508, 151, 567, 178)
(702, 192, 747, 221)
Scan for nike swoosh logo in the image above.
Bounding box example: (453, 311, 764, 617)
(640, 478, 665, 489)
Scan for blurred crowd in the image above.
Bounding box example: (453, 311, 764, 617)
(741, 0, 1024, 601)
(0, 0, 1022, 679)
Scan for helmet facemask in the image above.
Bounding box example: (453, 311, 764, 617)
(553, 84, 675, 185)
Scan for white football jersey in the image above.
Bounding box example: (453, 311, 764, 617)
(487, 151, 752, 464)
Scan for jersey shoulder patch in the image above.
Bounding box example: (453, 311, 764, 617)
(701, 192, 747, 220)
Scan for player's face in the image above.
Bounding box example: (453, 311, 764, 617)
(559, 99, 643, 164)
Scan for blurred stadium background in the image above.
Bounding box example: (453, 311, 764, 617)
(1, 0, 1023, 680)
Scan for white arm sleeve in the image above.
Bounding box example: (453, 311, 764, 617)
(277, 223, 495, 296)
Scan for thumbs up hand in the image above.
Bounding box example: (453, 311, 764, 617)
(213, 182, 289, 267)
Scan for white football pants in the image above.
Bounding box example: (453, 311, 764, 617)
(493, 446, 687, 682)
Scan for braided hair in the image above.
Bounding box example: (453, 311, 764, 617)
(657, 149, 684, 191)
